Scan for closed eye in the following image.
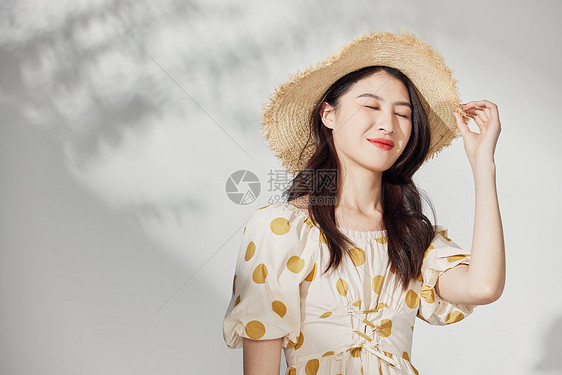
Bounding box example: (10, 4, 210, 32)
(365, 106, 409, 119)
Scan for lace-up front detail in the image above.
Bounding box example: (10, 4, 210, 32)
(332, 306, 402, 370)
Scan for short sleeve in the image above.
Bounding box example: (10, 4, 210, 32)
(416, 225, 476, 326)
(222, 204, 319, 349)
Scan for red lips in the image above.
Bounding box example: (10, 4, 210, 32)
(368, 138, 394, 147)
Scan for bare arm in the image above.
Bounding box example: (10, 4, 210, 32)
(436, 163, 505, 305)
(243, 337, 283, 375)
(438, 101, 505, 305)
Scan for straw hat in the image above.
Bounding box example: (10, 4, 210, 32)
(259, 30, 470, 175)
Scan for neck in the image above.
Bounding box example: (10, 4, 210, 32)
(336, 165, 383, 216)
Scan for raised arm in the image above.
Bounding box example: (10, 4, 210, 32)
(436, 101, 505, 305)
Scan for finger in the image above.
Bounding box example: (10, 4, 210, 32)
(470, 105, 491, 119)
(466, 108, 488, 125)
(465, 110, 483, 127)
(453, 110, 471, 136)
(461, 102, 489, 117)
(473, 114, 485, 129)
(463, 101, 498, 119)
(462, 100, 493, 108)
(479, 105, 492, 119)
(464, 111, 488, 133)
(465, 106, 489, 120)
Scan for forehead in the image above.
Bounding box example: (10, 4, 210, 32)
(349, 72, 409, 99)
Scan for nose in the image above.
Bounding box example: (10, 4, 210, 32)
(376, 107, 395, 134)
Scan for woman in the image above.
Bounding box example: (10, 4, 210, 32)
(223, 30, 505, 375)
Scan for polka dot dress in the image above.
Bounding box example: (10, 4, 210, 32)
(222, 202, 476, 374)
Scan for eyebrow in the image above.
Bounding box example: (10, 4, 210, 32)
(356, 93, 412, 110)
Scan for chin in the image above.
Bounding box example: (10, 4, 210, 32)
(359, 161, 392, 173)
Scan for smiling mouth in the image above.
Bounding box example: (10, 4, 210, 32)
(368, 139, 394, 150)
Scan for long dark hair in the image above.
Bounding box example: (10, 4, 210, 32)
(283, 65, 439, 291)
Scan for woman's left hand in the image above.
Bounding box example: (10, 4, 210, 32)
(454, 100, 502, 168)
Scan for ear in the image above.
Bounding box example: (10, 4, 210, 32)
(319, 101, 337, 130)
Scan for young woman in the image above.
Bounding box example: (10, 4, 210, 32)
(222, 31, 505, 375)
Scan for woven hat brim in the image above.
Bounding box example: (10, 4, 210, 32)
(260, 30, 469, 175)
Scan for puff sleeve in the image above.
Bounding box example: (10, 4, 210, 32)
(416, 225, 477, 326)
(222, 205, 319, 349)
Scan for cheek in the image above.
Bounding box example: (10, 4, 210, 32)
(334, 126, 366, 149)
(403, 122, 413, 141)
(333, 115, 366, 144)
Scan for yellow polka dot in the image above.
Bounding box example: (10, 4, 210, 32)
(270, 217, 291, 235)
(416, 272, 423, 282)
(252, 263, 268, 284)
(336, 278, 349, 296)
(272, 300, 287, 318)
(412, 364, 420, 375)
(245, 241, 256, 261)
(383, 351, 393, 358)
(304, 216, 316, 229)
(372, 275, 384, 294)
(350, 347, 362, 358)
(403, 351, 410, 361)
(245, 320, 265, 339)
(322, 351, 334, 357)
(319, 230, 327, 244)
(376, 302, 389, 310)
(445, 311, 465, 324)
(287, 256, 305, 273)
(352, 299, 362, 308)
(424, 244, 434, 258)
(348, 247, 365, 266)
(243, 226, 246, 234)
(379, 319, 392, 337)
(288, 332, 304, 349)
(439, 230, 451, 241)
(259, 205, 270, 210)
(379, 364, 383, 375)
(305, 263, 317, 281)
(305, 358, 319, 375)
(319, 312, 332, 318)
(287, 367, 296, 375)
(235, 295, 240, 306)
(294, 331, 304, 350)
(375, 237, 388, 244)
(447, 254, 467, 262)
(405, 289, 420, 309)
(420, 284, 435, 303)
(232, 274, 237, 295)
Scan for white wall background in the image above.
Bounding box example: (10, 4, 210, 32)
(1, 0, 560, 374)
